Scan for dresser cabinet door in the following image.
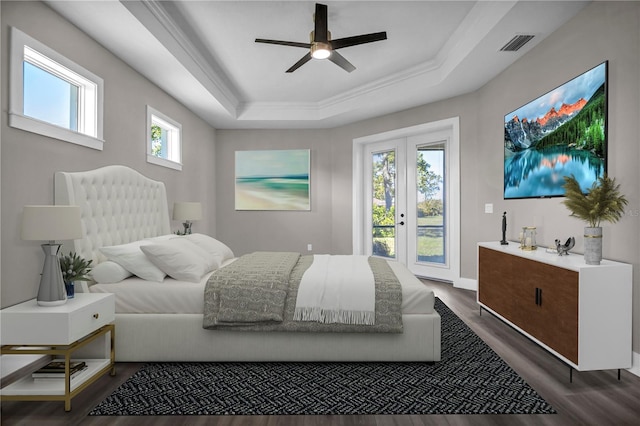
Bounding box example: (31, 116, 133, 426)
(478, 247, 516, 321)
(479, 247, 579, 364)
(511, 255, 579, 363)
(534, 265, 579, 364)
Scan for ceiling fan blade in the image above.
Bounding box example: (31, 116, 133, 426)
(331, 32, 387, 50)
(286, 52, 313, 73)
(328, 51, 356, 73)
(314, 3, 328, 42)
(255, 39, 311, 49)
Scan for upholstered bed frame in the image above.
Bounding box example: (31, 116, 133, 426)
(55, 165, 441, 362)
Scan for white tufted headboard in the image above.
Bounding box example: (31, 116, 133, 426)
(54, 165, 171, 266)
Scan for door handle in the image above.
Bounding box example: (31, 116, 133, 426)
(534, 288, 543, 306)
(398, 221, 405, 226)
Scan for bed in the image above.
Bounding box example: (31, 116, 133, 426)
(54, 165, 441, 362)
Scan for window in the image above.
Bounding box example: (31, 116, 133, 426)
(146, 106, 182, 171)
(9, 27, 104, 150)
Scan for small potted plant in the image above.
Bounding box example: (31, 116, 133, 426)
(562, 174, 628, 264)
(60, 252, 93, 298)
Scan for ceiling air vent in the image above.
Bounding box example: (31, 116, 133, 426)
(500, 34, 535, 52)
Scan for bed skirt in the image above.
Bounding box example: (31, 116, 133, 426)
(111, 312, 441, 362)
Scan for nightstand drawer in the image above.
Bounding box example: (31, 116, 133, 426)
(1, 294, 115, 345)
(68, 296, 115, 343)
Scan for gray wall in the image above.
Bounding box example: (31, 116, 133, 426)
(216, 2, 640, 352)
(1, 1, 217, 307)
(215, 130, 335, 256)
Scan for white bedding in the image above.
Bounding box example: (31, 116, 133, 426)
(294, 255, 376, 325)
(89, 258, 434, 315)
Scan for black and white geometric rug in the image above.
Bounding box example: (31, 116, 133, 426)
(89, 298, 556, 416)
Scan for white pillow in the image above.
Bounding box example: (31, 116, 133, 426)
(90, 261, 133, 284)
(145, 234, 178, 242)
(140, 238, 218, 282)
(185, 233, 234, 262)
(100, 241, 166, 282)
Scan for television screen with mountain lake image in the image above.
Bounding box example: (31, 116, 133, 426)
(504, 61, 607, 199)
(235, 149, 310, 210)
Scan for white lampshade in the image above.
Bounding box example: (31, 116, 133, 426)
(21, 205, 83, 242)
(173, 202, 202, 221)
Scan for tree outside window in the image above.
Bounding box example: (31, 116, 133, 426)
(146, 105, 182, 171)
(151, 124, 163, 157)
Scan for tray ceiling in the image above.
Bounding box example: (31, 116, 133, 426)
(45, 1, 590, 129)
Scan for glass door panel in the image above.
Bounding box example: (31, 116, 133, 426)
(416, 144, 445, 265)
(371, 149, 396, 259)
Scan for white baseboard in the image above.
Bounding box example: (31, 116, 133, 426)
(628, 351, 640, 377)
(455, 277, 477, 291)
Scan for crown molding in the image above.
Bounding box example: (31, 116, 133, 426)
(122, 0, 240, 117)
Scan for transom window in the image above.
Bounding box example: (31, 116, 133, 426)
(9, 27, 104, 150)
(146, 106, 182, 171)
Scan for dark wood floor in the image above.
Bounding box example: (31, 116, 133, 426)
(2, 280, 639, 425)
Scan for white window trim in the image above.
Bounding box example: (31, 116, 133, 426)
(146, 105, 182, 171)
(9, 27, 104, 150)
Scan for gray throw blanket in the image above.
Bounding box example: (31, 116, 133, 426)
(203, 252, 403, 333)
(203, 252, 300, 327)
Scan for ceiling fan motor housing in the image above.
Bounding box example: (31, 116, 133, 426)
(310, 31, 331, 59)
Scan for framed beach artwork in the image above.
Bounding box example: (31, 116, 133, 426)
(235, 149, 311, 211)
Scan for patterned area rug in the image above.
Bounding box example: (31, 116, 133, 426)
(89, 298, 556, 415)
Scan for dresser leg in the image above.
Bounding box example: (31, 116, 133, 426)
(618, 369, 621, 380)
(569, 366, 573, 383)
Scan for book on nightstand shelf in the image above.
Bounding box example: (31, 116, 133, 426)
(32, 361, 87, 379)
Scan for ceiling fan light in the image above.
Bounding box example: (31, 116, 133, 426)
(311, 42, 331, 59)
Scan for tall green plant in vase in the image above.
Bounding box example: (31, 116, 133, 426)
(562, 174, 628, 264)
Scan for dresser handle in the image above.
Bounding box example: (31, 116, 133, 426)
(93, 313, 99, 319)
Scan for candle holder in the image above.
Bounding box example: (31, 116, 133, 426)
(520, 226, 537, 251)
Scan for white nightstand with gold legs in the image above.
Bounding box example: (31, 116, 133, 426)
(1, 293, 115, 411)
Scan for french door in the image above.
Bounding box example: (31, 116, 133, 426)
(355, 119, 459, 283)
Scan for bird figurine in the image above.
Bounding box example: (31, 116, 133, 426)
(555, 237, 575, 256)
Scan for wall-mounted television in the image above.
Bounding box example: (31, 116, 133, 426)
(504, 61, 607, 199)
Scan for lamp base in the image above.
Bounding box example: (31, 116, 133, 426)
(37, 244, 67, 307)
(182, 221, 193, 235)
(37, 298, 68, 307)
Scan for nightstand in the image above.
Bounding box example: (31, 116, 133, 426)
(1, 293, 116, 411)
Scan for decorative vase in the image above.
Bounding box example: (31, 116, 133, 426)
(583, 227, 603, 265)
(65, 281, 75, 299)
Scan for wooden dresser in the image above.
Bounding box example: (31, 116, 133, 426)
(477, 242, 632, 375)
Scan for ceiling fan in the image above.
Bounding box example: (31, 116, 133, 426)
(255, 3, 387, 73)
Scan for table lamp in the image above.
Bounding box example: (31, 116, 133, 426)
(173, 202, 202, 235)
(21, 205, 83, 306)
